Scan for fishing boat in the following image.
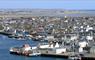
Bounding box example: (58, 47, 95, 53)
(9, 44, 41, 56)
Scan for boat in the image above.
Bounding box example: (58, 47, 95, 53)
(10, 44, 41, 56)
(29, 52, 41, 56)
(68, 55, 81, 60)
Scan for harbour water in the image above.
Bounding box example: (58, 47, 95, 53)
(0, 35, 69, 60)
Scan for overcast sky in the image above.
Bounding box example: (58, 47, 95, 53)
(0, 0, 94, 9)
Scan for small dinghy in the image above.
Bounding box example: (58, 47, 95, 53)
(29, 52, 41, 56)
(68, 55, 81, 60)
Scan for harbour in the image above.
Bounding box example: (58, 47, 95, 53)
(0, 35, 66, 60)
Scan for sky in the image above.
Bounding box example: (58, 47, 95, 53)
(0, 0, 95, 10)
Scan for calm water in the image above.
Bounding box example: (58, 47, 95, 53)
(0, 35, 69, 60)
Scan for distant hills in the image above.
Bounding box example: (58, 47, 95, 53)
(0, 9, 95, 17)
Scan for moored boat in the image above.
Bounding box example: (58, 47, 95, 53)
(68, 55, 81, 60)
(10, 44, 41, 56)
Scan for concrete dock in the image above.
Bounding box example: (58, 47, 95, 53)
(81, 53, 95, 60)
(41, 52, 95, 60)
(39, 48, 95, 60)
